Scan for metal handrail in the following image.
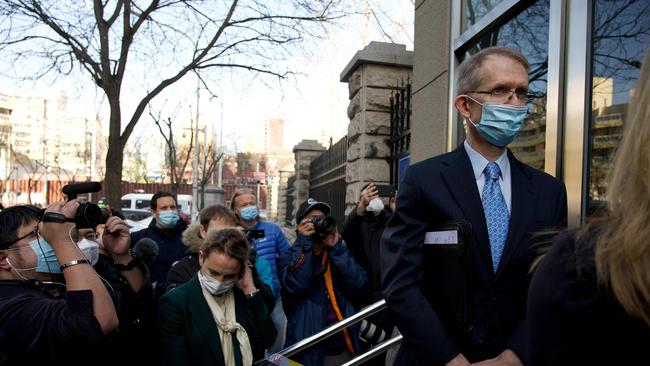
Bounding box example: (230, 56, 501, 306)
(342, 334, 403, 366)
(255, 299, 388, 365)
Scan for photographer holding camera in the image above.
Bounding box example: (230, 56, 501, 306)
(0, 200, 119, 364)
(278, 198, 367, 366)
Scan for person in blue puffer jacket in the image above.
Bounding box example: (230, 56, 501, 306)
(231, 188, 291, 353)
(278, 198, 367, 366)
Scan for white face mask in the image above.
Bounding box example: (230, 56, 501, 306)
(198, 270, 235, 295)
(367, 198, 384, 216)
(76, 238, 100, 266)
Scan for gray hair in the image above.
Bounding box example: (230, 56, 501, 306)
(456, 46, 530, 95)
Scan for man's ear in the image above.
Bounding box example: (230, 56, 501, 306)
(0, 252, 12, 270)
(198, 250, 205, 266)
(199, 226, 207, 240)
(454, 95, 471, 119)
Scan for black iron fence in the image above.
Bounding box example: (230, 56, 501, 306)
(285, 175, 296, 226)
(389, 82, 412, 189)
(309, 136, 347, 228)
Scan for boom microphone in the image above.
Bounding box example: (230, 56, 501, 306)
(62, 182, 102, 199)
(133, 238, 159, 264)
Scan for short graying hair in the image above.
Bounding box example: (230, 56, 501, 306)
(456, 46, 530, 95)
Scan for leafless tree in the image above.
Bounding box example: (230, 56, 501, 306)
(0, 0, 340, 207)
(11, 149, 45, 204)
(197, 142, 223, 210)
(150, 107, 194, 199)
(123, 141, 151, 184)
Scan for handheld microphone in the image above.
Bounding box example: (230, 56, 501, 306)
(133, 238, 159, 264)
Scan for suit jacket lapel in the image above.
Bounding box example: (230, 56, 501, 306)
(187, 275, 226, 364)
(495, 151, 536, 278)
(440, 146, 493, 272)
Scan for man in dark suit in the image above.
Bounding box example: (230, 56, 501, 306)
(381, 46, 567, 366)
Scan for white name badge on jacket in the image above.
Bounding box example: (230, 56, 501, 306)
(424, 230, 459, 245)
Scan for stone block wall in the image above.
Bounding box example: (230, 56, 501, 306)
(289, 139, 325, 225)
(340, 42, 413, 213)
(276, 169, 293, 226)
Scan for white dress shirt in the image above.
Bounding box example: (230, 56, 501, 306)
(464, 140, 512, 214)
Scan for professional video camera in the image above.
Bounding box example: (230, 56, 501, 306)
(42, 182, 103, 229)
(310, 215, 337, 243)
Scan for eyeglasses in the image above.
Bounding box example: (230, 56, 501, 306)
(4, 227, 39, 247)
(466, 88, 536, 104)
(83, 231, 100, 240)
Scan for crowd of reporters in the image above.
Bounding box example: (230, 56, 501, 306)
(1, 46, 649, 366)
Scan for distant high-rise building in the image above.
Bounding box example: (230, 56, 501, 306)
(0, 89, 105, 183)
(0, 93, 13, 180)
(265, 118, 285, 153)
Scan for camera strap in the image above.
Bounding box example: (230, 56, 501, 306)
(42, 212, 75, 224)
(321, 252, 356, 356)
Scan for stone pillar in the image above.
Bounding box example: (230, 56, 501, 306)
(276, 169, 294, 226)
(290, 139, 326, 224)
(340, 42, 413, 213)
(266, 174, 280, 222)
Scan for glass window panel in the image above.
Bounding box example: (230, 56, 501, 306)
(461, 0, 507, 32)
(457, 0, 549, 170)
(588, 0, 650, 214)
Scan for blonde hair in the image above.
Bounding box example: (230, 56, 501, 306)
(594, 50, 650, 326)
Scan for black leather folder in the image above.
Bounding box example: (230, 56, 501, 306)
(419, 220, 473, 335)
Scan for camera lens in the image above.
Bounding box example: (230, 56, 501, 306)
(76, 202, 103, 229)
(310, 216, 337, 241)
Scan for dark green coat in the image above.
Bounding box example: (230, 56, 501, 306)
(159, 274, 277, 366)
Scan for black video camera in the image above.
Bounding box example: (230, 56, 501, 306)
(311, 215, 337, 243)
(41, 182, 102, 229)
(63, 182, 103, 229)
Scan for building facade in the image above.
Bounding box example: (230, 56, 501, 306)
(0, 90, 106, 205)
(412, 0, 649, 226)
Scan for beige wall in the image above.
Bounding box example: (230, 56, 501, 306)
(410, 0, 452, 163)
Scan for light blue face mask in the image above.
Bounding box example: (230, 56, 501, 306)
(466, 96, 528, 147)
(158, 210, 180, 228)
(240, 206, 258, 221)
(30, 237, 62, 274)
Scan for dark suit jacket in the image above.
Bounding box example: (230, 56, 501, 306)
(527, 230, 650, 365)
(381, 145, 567, 365)
(158, 275, 277, 366)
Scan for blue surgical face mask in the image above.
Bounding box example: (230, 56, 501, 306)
(240, 206, 258, 221)
(30, 237, 62, 274)
(466, 96, 528, 147)
(158, 210, 180, 228)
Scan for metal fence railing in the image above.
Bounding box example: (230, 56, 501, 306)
(256, 299, 402, 366)
(308, 136, 347, 227)
(389, 82, 412, 190)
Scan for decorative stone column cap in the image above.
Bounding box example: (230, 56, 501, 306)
(292, 139, 326, 153)
(340, 41, 414, 82)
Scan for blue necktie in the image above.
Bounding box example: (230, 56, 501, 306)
(482, 162, 509, 272)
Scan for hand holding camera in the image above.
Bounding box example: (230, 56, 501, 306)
(323, 228, 339, 248)
(298, 218, 316, 237)
(357, 183, 379, 215)
(103, 216, 131, 261)
(38, 199, 80, 247)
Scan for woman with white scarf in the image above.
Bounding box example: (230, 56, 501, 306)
(159, 228, 277, 366)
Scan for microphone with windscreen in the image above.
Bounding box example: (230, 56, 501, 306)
(62, 182, 102, 199)
(133, 238, 159, 265)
